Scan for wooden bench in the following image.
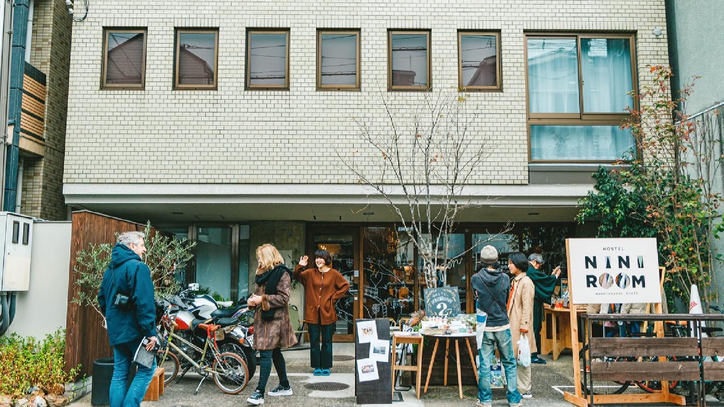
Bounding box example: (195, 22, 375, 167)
(142, 367, 165, 402)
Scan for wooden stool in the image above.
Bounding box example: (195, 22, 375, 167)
(391, 333, 424, 399)
(143, 367, 165, 402)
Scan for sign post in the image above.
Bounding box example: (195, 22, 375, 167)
(562, 238, 673, 407)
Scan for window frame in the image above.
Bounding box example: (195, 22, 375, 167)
(457, 31, 501, 92)
(245, 28, 291, 91)
(101, 27, 147, 90)
(387, 29, 432, 91)
(316, 29, 361, 91)
(524, 32, 639, 163)
(173, 28, 219, 91)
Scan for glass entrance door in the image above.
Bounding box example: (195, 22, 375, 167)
(306, 226, 360, 342)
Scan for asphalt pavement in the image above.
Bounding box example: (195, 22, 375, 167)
(69, 343, 577, 407)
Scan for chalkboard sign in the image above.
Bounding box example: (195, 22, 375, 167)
(424, 286, 461, 317)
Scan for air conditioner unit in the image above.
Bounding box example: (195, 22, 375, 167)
(0, 212, 33, 291)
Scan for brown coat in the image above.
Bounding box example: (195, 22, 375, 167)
(252, 271, 298, 350)
(294, 265, 350, 325)
(508, 272, 537, 355)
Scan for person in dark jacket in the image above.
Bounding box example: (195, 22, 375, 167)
(295, 249, 350, 376)
(98, 231, 157, 407)
(526, 253, 560, 364)
(472, 245, 522, 407)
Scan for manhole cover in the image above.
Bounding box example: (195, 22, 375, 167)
(304, 382, 351, 391)
(333, 355, 355, 361)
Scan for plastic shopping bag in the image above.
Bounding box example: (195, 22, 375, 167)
(476, 310, 488, 349)
(517, 335, 531, 367)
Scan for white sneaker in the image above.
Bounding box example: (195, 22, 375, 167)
(522, 392, 533, 399)
(268, 385, 293, 396)
(246, 390, 265, 405)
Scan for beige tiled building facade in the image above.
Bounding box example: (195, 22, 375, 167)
(63, 0, 670, 334)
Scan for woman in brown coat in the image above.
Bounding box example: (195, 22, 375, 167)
(507, 252, 536, 399)
(295, 249, 350, 376)
(246, 244, 297, 406)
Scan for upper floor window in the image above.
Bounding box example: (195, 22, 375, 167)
(388, 30, 431, 91)
(317, 30, 360, 91)
(174, 29, 219, 90)
(458, 31, 500, 91)
(246, 29, 290, 90)
(102, 28, 147, 89)
(526, 34, 637, 162)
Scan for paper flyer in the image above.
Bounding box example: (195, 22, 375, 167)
(357, 358, 379, 382)
(357, 320, 377, 343)
(369, 339, 390, 362)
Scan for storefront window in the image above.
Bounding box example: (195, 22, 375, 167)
(473, 233, 520, 273)
(196, 227, 232, 300)
(237, 225, 251, 301)
(521, 225, 573, 276)
(417, 233, 466, 312)
(363, 227, 416, 321)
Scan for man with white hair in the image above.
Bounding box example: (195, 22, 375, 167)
(526, 253, 560, 364)
(98, 231, 158, 407)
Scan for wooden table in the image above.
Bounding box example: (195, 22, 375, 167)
(423, 333, 477, 399)
(540, 305, 577, 361)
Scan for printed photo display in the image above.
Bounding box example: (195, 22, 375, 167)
(369, 339, 389, 362)
(357, 358, 379, 382)
(356, 320, 378, 344)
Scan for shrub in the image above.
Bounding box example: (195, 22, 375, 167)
(0, 329, 80, 400)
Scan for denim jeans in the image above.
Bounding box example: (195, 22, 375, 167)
(309, 322, 334, 369)
(478, 329, 522, 405)
(110, 340, 157, 407)
(257, 348, 289, 393)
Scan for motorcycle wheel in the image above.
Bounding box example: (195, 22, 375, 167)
(220, 342, 257, 379)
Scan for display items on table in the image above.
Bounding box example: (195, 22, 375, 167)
(419, 313, 476, 336)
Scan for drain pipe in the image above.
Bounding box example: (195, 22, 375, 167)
(0, 292, 16, 336)
(15, 158, 23, 213)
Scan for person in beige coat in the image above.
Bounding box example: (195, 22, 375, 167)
(507, 252, 536, 399)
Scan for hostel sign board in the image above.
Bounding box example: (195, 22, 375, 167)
(567, 238, 661, 304)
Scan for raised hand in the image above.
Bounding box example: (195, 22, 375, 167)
(299, 255, 308, 267)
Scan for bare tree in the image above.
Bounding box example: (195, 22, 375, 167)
(337, 89, 513, 289)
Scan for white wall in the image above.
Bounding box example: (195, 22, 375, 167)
(8, 221, 72, 338)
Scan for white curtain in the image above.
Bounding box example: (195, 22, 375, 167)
(581, 38, 634, 113)
(527, 38, 580, 114)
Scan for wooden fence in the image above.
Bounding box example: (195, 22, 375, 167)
(64, 210, 151, 377)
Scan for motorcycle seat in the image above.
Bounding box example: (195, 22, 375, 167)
(211, 304, 244, 318)
(216, 317, 238, 327)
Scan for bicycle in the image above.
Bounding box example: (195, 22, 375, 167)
(158, 313, 249, 395)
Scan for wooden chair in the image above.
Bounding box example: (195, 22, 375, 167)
(391, 333, 424, 399)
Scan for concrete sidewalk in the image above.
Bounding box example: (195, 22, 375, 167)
(69, 343, 576, 407)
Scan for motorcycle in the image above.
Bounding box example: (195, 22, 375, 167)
(156, 285, 257, 378)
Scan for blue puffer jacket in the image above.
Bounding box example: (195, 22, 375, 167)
(98, 243, 157, 346)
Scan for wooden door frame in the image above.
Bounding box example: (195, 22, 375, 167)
(305, 224, 361, 342)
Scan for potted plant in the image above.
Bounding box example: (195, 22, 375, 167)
(72, 222, 195, 405)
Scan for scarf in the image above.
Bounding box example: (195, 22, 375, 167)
(255, 264, 291, 320)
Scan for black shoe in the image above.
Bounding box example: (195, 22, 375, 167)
(246, 390, 265, 405)
(268, 385, 292, 396)
(531, 356, 547, 364)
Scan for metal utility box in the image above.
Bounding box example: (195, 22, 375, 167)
(0, 212, 33, 291)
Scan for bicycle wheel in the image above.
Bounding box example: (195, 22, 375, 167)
(579, 344, 630, 395)
(633, 356, 678, 393)
(212, 352, 249, 394)
(156, 349, 180, 385)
